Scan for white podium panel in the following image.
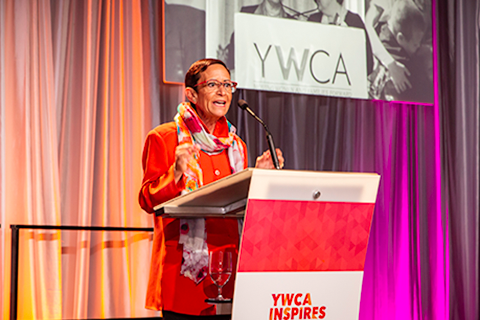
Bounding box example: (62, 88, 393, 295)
(232, 170, 380, 320)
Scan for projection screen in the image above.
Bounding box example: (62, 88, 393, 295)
(163, 0, 433, 105)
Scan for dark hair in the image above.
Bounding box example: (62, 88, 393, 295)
(390, 0, 425, 41)
(184, 59, 230, 90)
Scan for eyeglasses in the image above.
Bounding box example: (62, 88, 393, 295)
(194, 80, 238, 93)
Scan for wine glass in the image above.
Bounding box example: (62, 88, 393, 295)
(208, 250, 233, 302)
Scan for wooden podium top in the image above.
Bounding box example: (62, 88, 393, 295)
(154, 168, 254, 217)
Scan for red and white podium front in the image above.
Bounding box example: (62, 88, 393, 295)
(155, 169, 380, 320)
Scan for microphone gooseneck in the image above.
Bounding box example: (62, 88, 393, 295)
(237, 100, 281, 170)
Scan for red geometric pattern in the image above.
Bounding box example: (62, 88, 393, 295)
(237, 199, 375, 272)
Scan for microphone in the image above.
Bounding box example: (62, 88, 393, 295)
(238, 99, 280, 169)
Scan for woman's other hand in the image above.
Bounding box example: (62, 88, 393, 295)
(255, 148, 284, 169)
(174, 144, 201, 182)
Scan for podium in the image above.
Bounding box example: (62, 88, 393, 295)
(155, 169, 380, 320)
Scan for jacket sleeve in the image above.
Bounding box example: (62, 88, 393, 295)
(138, 129, 185, 213)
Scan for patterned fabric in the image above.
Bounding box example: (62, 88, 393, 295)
(174, 102, 245, 284)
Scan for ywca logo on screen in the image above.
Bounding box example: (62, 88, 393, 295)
(269, 293, 327, 320)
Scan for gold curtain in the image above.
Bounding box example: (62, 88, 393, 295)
(1, 0, 160, 318)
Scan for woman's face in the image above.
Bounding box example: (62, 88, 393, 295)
(190, 64, 232, 126)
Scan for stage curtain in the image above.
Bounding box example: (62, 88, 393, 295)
(1, 0, 162, 318)
(436, 0, 479, 319)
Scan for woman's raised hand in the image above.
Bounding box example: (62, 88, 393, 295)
(173, 144, 201, 182)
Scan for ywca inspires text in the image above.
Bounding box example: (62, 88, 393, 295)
(269, 293, 326, 320)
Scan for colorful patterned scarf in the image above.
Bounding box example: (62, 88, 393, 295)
(174, 102, 245, 284)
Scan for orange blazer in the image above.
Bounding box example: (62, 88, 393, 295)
(139, 118, 248, 315)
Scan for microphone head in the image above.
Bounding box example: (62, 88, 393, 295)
(237, 99, 248, 110)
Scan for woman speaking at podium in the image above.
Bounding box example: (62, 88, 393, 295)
(139, 58, 283, 320)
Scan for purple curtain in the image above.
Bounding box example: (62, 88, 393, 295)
(224, 91, 446, 320)
(436, 0, 480, 319)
